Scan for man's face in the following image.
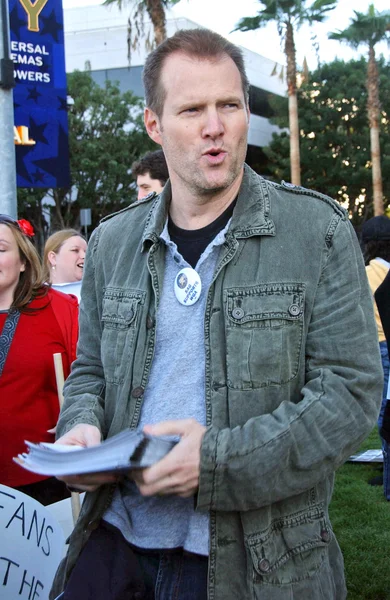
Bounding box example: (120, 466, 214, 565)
(144, 52, 249, 199)
(136, 172, 165, 200)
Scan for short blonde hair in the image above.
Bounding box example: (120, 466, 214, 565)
(143, 29, 249, 118)
(43, 229, 85, 282)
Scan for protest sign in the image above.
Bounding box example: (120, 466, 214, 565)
(0, 484, 64, 600)
(9, 0, 70, 188)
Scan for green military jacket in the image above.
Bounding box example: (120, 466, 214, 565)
(51, 165, 382, 600)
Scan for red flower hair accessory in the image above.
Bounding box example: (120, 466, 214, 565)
(17, 219, 35, 237)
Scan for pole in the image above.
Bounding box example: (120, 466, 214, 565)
(53, 353, 81, 525)
(0, 0, 17, 218)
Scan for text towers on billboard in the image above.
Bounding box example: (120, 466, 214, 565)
(9, 0, 70, 188)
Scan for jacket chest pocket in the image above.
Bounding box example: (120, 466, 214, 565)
(225, 284, 304, 390)
(101, 289, 145, 384)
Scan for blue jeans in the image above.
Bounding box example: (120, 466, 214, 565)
(134, 545, 208, 600)
(63, 521, 208, 600)
(379, 341, 390, 501)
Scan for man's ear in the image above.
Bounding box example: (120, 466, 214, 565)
(246, 104, 250, 124)
(144, 108, 162, 145)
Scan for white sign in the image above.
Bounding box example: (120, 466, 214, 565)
(0, 484, 65, 600)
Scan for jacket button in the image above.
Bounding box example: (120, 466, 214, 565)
(131, 386, 144, 398)
(321, 529, 331, 543)
(126, 309, 134, 320)
(258, 558, 271, 573)
(232, 307, 244, 320)
(288, 303, 301, 317)
(146, 315, 155, 329)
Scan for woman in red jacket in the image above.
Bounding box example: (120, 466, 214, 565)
(0, 215, 79, 505)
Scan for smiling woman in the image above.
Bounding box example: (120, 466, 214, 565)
(43, 229, 87, 301)
(0, 216, 79, 505)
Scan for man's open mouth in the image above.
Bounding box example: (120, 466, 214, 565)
(203, 149, 227, 164)
(204, 148, 224, 156)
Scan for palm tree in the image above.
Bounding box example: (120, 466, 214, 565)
(103, 0, 176, 57)
(236, 0, 337, 186)
(329, 5, 390, 216)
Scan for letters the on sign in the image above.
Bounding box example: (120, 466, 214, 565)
(0, 486, 64, 600)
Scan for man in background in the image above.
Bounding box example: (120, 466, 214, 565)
(362, 215, 390, 499)
(132, 149, 169, 199)
(376, 270, 390, 501)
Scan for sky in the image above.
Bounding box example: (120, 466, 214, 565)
(62, 0, 389, 70)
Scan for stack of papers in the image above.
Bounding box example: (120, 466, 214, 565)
(14, 429, 176, 476)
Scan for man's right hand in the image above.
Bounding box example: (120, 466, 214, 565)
(55, 424, 120, 492)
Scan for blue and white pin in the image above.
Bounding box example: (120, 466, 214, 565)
(174, 267, 202, 306)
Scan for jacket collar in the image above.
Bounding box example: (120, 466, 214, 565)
(142, 163, 275, 250)
(229, 163, 275, 239)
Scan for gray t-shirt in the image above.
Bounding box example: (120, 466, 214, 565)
(103, 220, 230, 555)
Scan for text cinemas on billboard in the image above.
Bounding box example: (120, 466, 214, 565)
(9, 0, 70, 188)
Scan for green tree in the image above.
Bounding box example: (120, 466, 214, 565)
(264, 58, 390, 228)
(235, 0, 337, 186)
(329, 5, 390, 216)
(18, 70, 157, 250)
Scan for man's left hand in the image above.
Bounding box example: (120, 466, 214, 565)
(131, 419, 206, 498)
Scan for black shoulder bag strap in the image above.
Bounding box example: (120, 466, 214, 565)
(0, 310, 21, 377)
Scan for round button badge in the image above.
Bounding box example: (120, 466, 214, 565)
(174, 267, 202, 306)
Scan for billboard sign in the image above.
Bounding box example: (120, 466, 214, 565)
(9, 0, 70, 188)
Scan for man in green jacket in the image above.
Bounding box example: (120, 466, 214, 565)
(51, 28, 382, 600)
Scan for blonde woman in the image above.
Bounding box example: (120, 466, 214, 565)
(43, 229, 87, 301)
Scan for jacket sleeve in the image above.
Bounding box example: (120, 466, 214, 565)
(62, 295, 79, 370)
(56, 227, 106, 438)
(197, 216, 383, 512)
(48, 289, 78, 377)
